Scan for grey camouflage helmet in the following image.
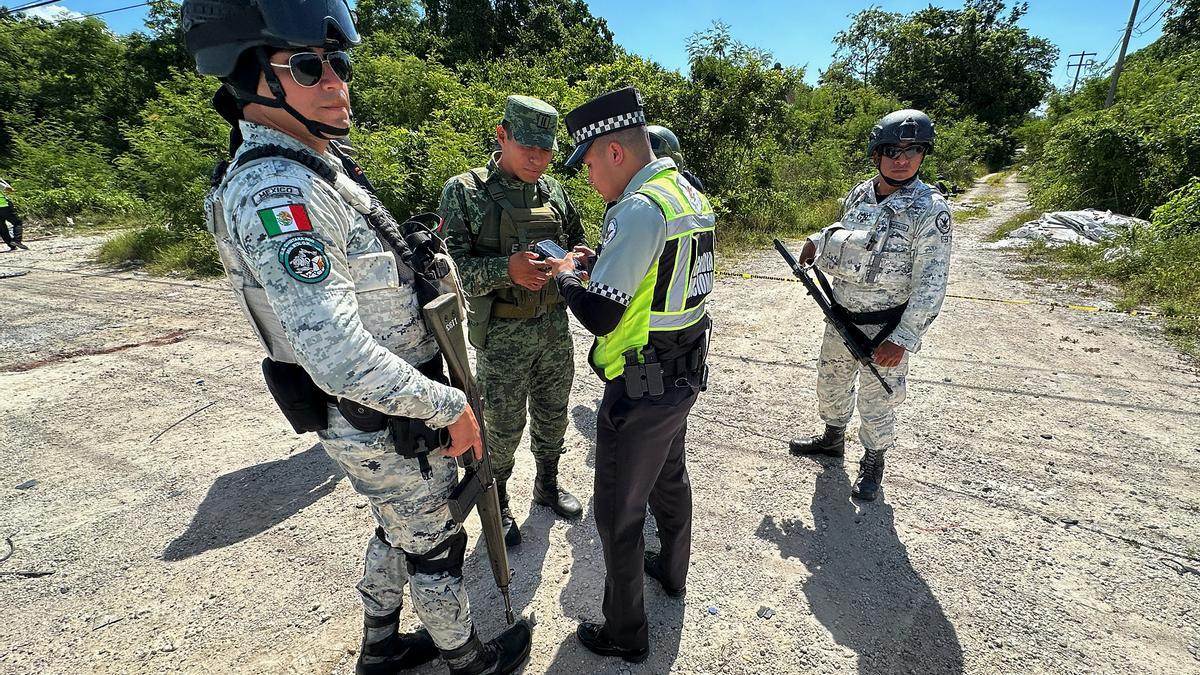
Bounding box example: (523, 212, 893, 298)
(181, 0, 361, 77)
(647, 125, 680, 155)
(868, 109, 935, 156)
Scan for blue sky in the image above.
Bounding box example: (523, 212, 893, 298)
(23, 0, 1167, 89)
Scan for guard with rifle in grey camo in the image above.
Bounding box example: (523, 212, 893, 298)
(181, 0, 530, 672)
(787, 109, 952, 501)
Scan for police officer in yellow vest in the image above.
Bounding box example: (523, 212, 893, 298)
(545, 87, 713, 663)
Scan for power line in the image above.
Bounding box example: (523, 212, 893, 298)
(1, 0, 150, 31)
(1132, 0, 1168, 32)
(1135, 7, 1169, 35)
(1066, 51, 1097, 94)
(46, 1, 149, 24)
(0, 0, 63, 19)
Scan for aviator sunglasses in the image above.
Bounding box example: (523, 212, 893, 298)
(270, 51, 353, 87)
(880, 144, 927, 160)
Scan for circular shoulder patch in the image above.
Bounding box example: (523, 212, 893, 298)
(601, 218, 619, 246)
(278, 236, 330, 284)
(934, 210, 952, 234)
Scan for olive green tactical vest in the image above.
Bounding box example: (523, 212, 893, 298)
(467, 167, 567, 321)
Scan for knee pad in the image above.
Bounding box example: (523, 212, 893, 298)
(403, 530, 467, 578)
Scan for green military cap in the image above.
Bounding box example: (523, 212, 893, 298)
(503, 95, 559, 151)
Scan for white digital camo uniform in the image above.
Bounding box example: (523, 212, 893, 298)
(806, 176, 953, 452)
(205, 120, 474, 650)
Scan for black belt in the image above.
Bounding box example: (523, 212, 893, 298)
(336, 353, 449, 479)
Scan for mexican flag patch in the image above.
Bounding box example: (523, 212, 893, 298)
(258, 203, 313, 237)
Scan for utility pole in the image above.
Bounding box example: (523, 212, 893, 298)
(1067, 51, 1097, 94)
(1105, 0, 1140, 108)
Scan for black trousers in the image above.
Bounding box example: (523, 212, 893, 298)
(0, 205, 23, 245)
(594, 378, 697, 650)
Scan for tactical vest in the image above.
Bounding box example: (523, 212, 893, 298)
(467, 168, 566, 320)
(205, 144, 451, 366)
(591, 168, 715, 381)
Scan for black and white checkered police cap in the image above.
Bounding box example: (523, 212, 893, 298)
(563, 86, 647, 168)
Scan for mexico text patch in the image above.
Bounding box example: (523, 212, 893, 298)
(278, 236, 329, 284)
(252, 185, 302, 206)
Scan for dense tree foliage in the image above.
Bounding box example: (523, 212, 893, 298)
(829, 0, 1056, 165)
(1016, 0, 1200, 347)
(1, 0, 1046, 248)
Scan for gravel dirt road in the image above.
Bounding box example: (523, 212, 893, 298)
(2, 173, 1198, 674)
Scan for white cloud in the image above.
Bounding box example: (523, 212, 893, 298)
(21, 5, 87, 22)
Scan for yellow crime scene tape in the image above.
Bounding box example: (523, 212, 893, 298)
(713, 270, 1200, 322)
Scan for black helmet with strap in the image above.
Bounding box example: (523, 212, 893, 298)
(182, 0, 361, 142)
(867, 109, 935, 156)
(868, 108, 934, 188)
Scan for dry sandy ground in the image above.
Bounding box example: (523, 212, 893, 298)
(1, 173, 1198, 675)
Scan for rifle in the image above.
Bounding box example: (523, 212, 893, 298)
(773, 239, 893, 395)
(422, 292, 515, 625)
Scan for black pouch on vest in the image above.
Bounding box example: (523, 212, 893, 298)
(622, 348, 665, 400)
(391, 418, 450, 479)
(337, 399, 388, 432)
(261, 359, 329, 434)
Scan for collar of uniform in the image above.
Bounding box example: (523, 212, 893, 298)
(237, 121, 340, 170)
(621, 156, 676, 200)
(871, 176, 925, 209)
(486, 151, 535, 190)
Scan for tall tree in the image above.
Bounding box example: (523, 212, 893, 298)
(830, 6, 901, 89)
(874, 0, 1056, 132)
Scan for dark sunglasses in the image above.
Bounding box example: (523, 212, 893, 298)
(880, 144, 927, 160)
(270, 51, 353, 87)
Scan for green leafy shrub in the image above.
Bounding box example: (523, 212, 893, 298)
(1151, 178, 1200, 237)
(97, 224, 223, 277)
(4, 120, 145, 223)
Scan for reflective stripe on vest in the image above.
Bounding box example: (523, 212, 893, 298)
(591, 168, 715, 380)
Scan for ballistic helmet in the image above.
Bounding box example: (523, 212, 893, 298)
(647, 125, 682, 162)
(867, 109, 935, 156)
(182, 0, 361, 142)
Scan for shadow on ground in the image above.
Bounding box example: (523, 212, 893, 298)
(162, 444, 342, 561)
(757, 461, 964, 674)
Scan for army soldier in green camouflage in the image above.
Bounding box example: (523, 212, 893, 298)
(439, 96, 590, 545)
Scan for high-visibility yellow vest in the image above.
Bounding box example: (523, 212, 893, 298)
(591, 168, 715, 380)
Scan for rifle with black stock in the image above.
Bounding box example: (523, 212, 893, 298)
(422, 292, 515, 625)
(773, 238, 894, 395)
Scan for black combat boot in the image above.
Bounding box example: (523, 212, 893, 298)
(532, 456, 583, 520)
(851, 447, 886, 501)
(496, 480, 521, 547)
(355, 611, 438, 675)
(441, 622, 533, 675)
(789, 425, 846, 457)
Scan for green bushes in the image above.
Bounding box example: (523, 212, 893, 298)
(2, 1, 1010, 277)
(1151, 178, 1200, 237)
(1018, 12, 1200, 353)
(97, 225, 222, 277)
(3, 121, 147, 224)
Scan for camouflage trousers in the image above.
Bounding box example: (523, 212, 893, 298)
(815, 323, 910, 451)
(476, 307, 574, 483)
(319, 404, 473, 651)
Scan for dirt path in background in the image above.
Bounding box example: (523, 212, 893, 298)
(2, 173, 1198, 674)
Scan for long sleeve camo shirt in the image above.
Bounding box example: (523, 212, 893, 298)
(215, 121, 467, 428)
